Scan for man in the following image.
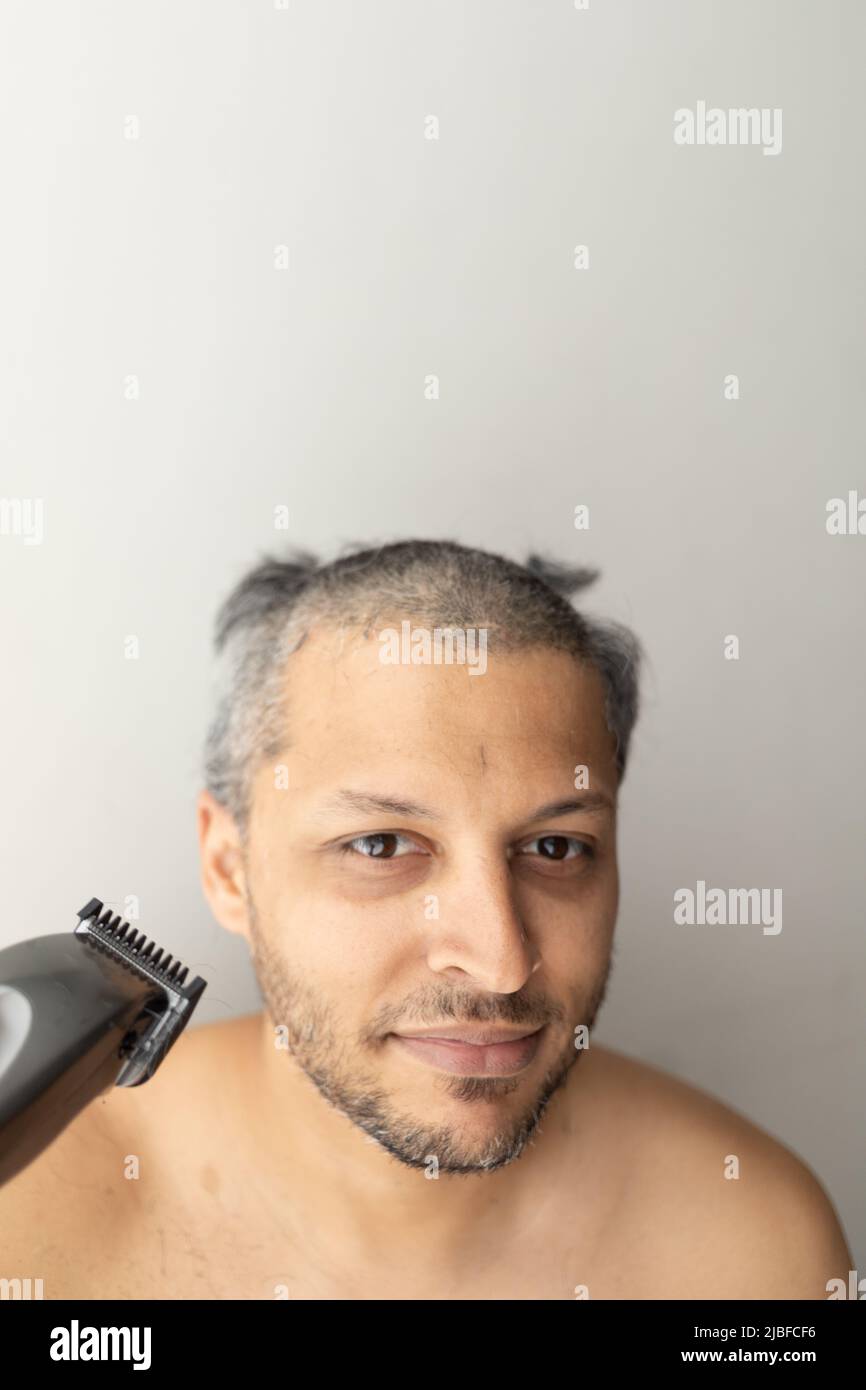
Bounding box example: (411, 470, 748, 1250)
(1, 540, 853, 1299)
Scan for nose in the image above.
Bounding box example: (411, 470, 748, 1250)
(423, 848, 540, 992)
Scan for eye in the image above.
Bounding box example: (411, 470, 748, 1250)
(517, 835, 595, 862)
(338, 832, 422, 860)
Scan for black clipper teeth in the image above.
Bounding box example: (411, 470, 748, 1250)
(75, 897, 192, 991)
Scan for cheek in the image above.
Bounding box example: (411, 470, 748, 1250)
(276, 894, 405, 990)
(531, 863, 618, 965)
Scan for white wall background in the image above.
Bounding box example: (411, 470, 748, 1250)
(1, 0, 863, 1269)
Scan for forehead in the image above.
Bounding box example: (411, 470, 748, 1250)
(272, 623, 618, 795)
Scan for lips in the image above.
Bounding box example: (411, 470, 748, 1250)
(389, 1026, 545, 1076)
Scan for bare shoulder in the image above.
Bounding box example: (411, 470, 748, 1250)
(580, 1043, 854, 1299)
(0, 1077, 139, 1297)
(0, 1014, 255, 1297)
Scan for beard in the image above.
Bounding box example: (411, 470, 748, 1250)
(247, 897, 613, 1176)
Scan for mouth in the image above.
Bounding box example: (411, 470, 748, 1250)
(388, 1025, 546, 1076)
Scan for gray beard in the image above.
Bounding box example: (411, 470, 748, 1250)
(247, 901, 612, 1176)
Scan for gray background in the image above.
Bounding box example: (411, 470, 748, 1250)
(1, 1, 863, 1268)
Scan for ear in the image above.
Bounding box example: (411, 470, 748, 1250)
(196, 788, 251, 942)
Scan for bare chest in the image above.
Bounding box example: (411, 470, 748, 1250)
(55, 1192, 653, 1301)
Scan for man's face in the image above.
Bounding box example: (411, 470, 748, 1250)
(240, 622, 620, 1174)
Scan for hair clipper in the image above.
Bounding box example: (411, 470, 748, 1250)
(0, 898, 206, 1188)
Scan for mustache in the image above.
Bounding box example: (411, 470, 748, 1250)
(369, 966, 613, 1043)
(369, 993, 564, 1042)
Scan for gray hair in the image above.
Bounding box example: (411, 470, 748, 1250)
(202, 539, 642, 845)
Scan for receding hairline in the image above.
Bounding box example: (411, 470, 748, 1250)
(202, 539, 642, 845)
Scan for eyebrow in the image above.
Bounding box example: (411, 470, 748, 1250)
(316, 789, 613, 822)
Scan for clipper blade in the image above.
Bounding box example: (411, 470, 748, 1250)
(74, 896, 207, 1085)
(75, 897, 194, 994)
